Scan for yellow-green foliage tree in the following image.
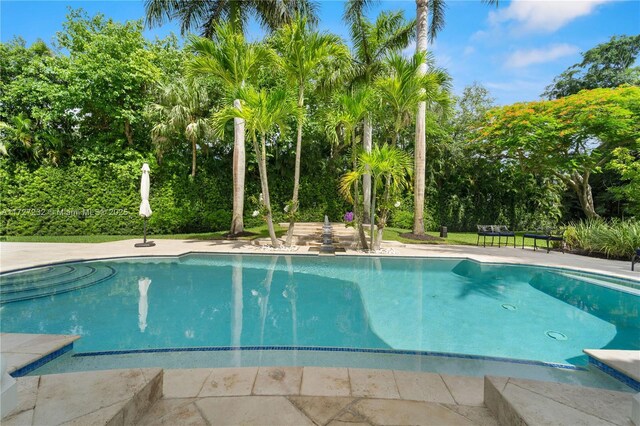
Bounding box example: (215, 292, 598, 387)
(477, 86, 640, 219)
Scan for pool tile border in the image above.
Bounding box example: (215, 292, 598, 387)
(72, 345, 586, 371)
(10, 342, 74, 377)
(587, 356, 640, 391)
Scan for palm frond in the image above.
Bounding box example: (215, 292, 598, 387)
(427, 0, 446, 42)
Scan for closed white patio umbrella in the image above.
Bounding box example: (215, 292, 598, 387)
(135, 163, 155, 247)
(138, 277, 151, 332)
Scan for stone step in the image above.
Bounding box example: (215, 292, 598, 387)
(4, 368, 163, 425)
(484, 376, 635, 426)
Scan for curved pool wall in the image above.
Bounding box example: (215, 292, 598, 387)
(1, 253, 638, 370)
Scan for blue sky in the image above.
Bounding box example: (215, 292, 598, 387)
(2, 0, 639, 105)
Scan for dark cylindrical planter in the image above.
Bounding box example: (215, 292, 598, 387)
(440, 226, 448, 238)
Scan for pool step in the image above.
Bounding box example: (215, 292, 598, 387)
(484, 376, 635, 425)
(3, 368, 162, 425)
(559, 272, 640, 294)
(0, 264, 116, 304)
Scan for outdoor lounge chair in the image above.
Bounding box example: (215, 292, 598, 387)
(494, 225, 516, 248)
(522, 228, 565, 253)
(633, 248, 640, 271)
(476, 225, 500, 247)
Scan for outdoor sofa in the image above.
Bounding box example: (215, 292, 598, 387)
(633, 248, 640, 271)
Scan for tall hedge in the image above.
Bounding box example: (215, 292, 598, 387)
(0, 151, 350, 236)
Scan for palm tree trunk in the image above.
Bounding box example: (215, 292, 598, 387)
(350, 129, 368, 250)
(370, 177, 377, 249)
(255, 135, 280, 247)
(375, 176, 392, 250)
(286, 86, 305, 246)
(230, 99, 245, 235)
(362, 116, 372, 223)
(413, 0, 428, 235)
(191, 138, 197, 178)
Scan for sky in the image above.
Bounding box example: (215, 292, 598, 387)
(1, 0, 639, 105)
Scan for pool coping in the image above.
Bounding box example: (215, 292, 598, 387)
(1, 240, 638, 283)
(584, 349, 640, 392)
(1, 333, 80, 375)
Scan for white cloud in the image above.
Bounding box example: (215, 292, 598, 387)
(490, 0, 613, 33)
(463, 46, 475, 56)
(505, 43, 579, 68)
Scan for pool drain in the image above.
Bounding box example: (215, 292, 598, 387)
(546, 331, 568, 341)
(501, 304, 517, 311)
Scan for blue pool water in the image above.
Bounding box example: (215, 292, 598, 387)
(1, 254, 638, 366)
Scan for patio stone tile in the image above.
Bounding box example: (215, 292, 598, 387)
(199, 367, 257, 397)
(348, 368, 400, 399)
(122, 368, 163, 425)
(507, 378, 633, 425)
(351, 398, 474, 426)
(32, 368, 159, 426)
(10, 334, 77, 355)
(497, 379, 623, 425)
(196, 396, 314, 425)
(163, 369, 210, 398)
(253, 367, 302, 395)
(441, 374, 485, 406)
(333, 409, 370, 423)
(1, 333, 38, 350)
(4, 353, 41, 374)
(288, 396, 354, 425)
(444, 404, 499, 426)
(138, 399, 206, 426)
(1, 408, 33, 426)
(393, 370, 455, 404)
(61, 402, 123, 426)
(15, 376, 39, 413)
(301, 367, 351, 396)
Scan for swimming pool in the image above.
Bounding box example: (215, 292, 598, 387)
(1, 254, 638, 367)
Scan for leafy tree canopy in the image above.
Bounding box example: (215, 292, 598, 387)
(478, 86, 640, 218)
(543, 35, 640, 99)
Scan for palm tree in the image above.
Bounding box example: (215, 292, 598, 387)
(149, 79, 212, 177)
(147, 0, 316, 236)
(375, 52, 451, 148)
(213, 86, 298, 247)
(340, 144, 413, 250)
(413, 0, 498, 235)
(271, 14, 349, 246)
(0, 113, 63, 165)
(325, 87, 374, 249)
(188, 24, 272, 235)
(144, 0, 318, 37)
(343, 1, 415, 220)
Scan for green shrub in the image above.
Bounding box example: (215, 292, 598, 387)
(567, 218, 640, 258)
(390, 210, 413, 229)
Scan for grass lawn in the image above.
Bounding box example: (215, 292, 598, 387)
(382, 227, 539, 248)
(0, 225, 286, 244)
(1, 225, 542, 248)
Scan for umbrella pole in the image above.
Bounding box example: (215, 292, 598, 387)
(135, 217, 155, 247)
